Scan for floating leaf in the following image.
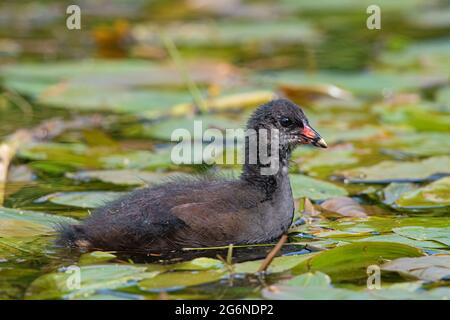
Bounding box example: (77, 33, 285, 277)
(133, 21, 319, 47)
(42, 191, 126, 209)
(66, 170, 180, 186)
(297, 147, 360, 176)
(290, 174, 348, 200)
(381, 132, 450, 157)
(393, 226, 450, 247)
(325, 216, 450, 235)
(338, 156, 450, 184)
(99, 150, 174, 170)
(260, 70, 448, 96)
(132, 115, 241, 142)
(138, 270, 224, 292)
(292, 242, 424, 281)
(356, 234, 446, 250)
(234, 253, 315, 274)
(320, 197, 367, 217)
(382, 183, 417, 206)
(0, 207, 77, 232)
(382, 255, 450, 282)
(263, 281, 450, 300)
(79, 251, 117, 266)
(395, 177, 450, 209)
(26, 264, 158, 299)
(171, 258, 224, 271)
(282, 271, 331, 287)
(0, 220, 51, 238)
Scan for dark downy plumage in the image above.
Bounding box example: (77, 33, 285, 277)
(57, 99, 327, 252)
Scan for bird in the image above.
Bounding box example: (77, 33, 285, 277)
(57, 98, 327, 252)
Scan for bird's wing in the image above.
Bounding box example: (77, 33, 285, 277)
(169, 201, 247, 245)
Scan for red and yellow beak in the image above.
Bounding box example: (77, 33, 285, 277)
(301, 125, 328, 148)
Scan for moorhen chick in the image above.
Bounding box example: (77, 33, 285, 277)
(58, 99, 327, 252)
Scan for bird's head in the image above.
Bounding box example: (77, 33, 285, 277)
(246, 98, 327, 150)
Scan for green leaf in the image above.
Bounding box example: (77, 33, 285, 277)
(290, 174, 348, 200)
(356, 234, 446, 250)
(262, 284, 370, 300)
(44, 191, 126, 209)
(234, 253, 315, 274)
(393, 226, 450, 247)
(78, 251, 117, 266)
(100, 150, 175, 170)
(261, 70, 447, 96)
(138, 270, 224, 292)
(26, 264, 158, 300)
(138, 21, 319, 47)
(382, 183, 417, 206)
(131, 115, 241, 142)
(338, 156, 450, 184)
(66, 170, 183, 186)
(0, 207, 77, 236)
(170, 258, 224, 271)
(292, 242, 424, 281)
(283, 271, 331, 287)
(395, 177, 450, 209)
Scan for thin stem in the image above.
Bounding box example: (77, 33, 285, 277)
(160, 32, 207, 113)
(257, 234, 288, 272)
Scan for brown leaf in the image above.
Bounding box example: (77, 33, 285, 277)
(320, 197, 367, 217)
(280, 84, 353, 105)
(302, 198, 320, 216)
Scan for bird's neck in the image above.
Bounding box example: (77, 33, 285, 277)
(240, 139, 292, 198)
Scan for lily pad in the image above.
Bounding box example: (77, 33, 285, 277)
(282, 271, 331, 287)
(132, 115, 241, 142)
(66, 170, 178, 186)
(338, 156, 450, 184)
(395, 177, 450, 209)
(292, 242, 424, 281)
(42, 191, 126, 209)
(26, 264, 158, 299)
(170, 258, 224, 271)
(393, 226, 450, 247)
(381, 132, 450, 157)
(134, 21, 319, 47)
(0, 207, 77, 237)
(356, 234, 446, 250)
(260, 70, 448, 96)
(382, 256, 450, 282)
(78, 251, 117, 266)
(138, 270, 224, 292)
(99, 150, 175, 170)
(233, 253, 315, 274)
(297, 148, 359, 176)
(382, 183, 418, 206)
(290, 174, 348, 200)
(320, 197, 367, 217)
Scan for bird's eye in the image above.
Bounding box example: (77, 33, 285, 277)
(279, 117, 293, 127)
